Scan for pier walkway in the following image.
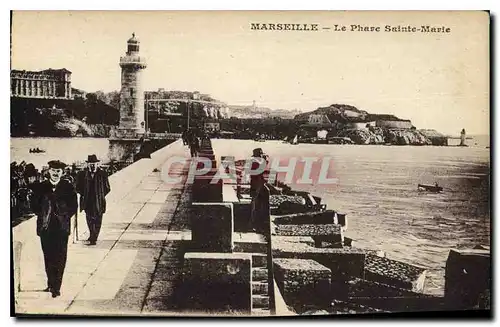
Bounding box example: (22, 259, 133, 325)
(13, 140, 194, 316)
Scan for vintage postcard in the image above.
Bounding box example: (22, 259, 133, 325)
(10, 10, 490, 317)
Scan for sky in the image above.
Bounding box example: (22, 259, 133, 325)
(11, 10, 489, 135)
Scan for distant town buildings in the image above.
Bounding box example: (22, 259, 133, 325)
(10, 68, 72, 99)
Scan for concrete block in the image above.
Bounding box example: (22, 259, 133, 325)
(276, 224, 341, 236)
(445, 248, 491, 310)
(274, 223, 343, 248)
(347, 278, 428, 298)
(364, 255, 427, 292)
(273, 239, 366, 281)
(335, 213, 348, 230)
(233, 202, 252, 232)
(183, 252, 252, 312)
(192, 174, 223, 203)
(330, 299, 384, 314)
(252, 253, 267, 268)
(348, 296, 445, 313)
(252, 267, 268, 281)
(273, 210, 336, 225)
(274, 258, 331, 308)
(190, 203, 234, 252)
(252, 294, 270, 309)
(252, 281, 268, 295)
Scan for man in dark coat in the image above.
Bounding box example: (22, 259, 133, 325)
(32, 160, 77, 298)
(76, 154, 111, 245)
(249, 148, 270, 232)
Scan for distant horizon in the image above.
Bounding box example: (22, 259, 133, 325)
(11, 11, 489, 135)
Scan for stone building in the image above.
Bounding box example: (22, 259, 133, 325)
(116, 33, 147, 138)
(10, 68, 72, 99)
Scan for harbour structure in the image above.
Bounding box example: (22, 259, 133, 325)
(108, 33, 152, 162)
(116, 33, 147, 138)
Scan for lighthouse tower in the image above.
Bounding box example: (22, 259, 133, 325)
(108, 33, 148, 163)
(118, 33, 147, 137)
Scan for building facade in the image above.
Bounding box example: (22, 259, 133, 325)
(10, 68, 72, 99)
(117, 33, 147, 137)
(375, 120, 413, 129)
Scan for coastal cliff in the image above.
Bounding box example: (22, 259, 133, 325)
(295, 104, 447, 146)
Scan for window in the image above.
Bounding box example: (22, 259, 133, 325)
(130, 88, 135, 98)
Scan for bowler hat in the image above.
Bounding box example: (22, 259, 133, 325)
(86, 154, 100, 163)
(24, 163, 38, 177)
(252, 148, 264, 156)
(48, 160, 67, 170)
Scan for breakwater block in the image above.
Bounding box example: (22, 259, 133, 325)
(445, 248, 490, 310)
(275, 224, 343, 248)
(330, 299, 384, 314)
(272, 240, 366, 281)
(275, 224, 342, 236)
(233, 202, 252, 232)
(347, 279, 445, 312)
(191, 203, 234, 252)
(274, 258, 331, 309)
(364, 255, 427, 292)
(192, 173, 223, 203)
(183, 252, 252, 312)
(347, 278, 428, 298)
(273, 210, 336, 225)
(270, 195, 309, 215)
(348, 295, 445, 313)
(273, 236, 315, 247)
(335, 213, 348, 231)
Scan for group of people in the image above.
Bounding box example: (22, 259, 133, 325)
(181, 128, 203, 157)
(11, 162, 77, 220)
(20, 154, 111, 298)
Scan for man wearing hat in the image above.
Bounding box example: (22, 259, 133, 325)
(31, 160, 78, 298)
(76, 154, 111, 245)
(249, 148, 270, 232)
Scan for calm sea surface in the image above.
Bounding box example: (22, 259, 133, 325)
(12, 136, 490, 295)
(11, 137, 111, 170)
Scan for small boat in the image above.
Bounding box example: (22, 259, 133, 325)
(418, 183, 443, 193)
(29, 148, 46, 153)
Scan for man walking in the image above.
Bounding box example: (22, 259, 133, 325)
(188, 131, 200, 158)
(32, 160, 77, 298)
(76, 154, 111, 245)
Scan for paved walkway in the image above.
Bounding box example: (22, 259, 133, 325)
(14, 141, 194, 316)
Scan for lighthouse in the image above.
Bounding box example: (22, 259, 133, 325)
(118, 33, 147, 137)
(109, 33, 148, 163)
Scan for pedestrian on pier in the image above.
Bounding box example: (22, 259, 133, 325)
(32, 160, 77, 298)
(249, 148, 270, 232)
(182, 129, 189, 145)
(188, 133, 200, 158)
(76, 155, 111, 246)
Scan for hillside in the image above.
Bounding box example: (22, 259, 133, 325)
(10, 95, 119, 137)
(294, 104, 409, 123)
